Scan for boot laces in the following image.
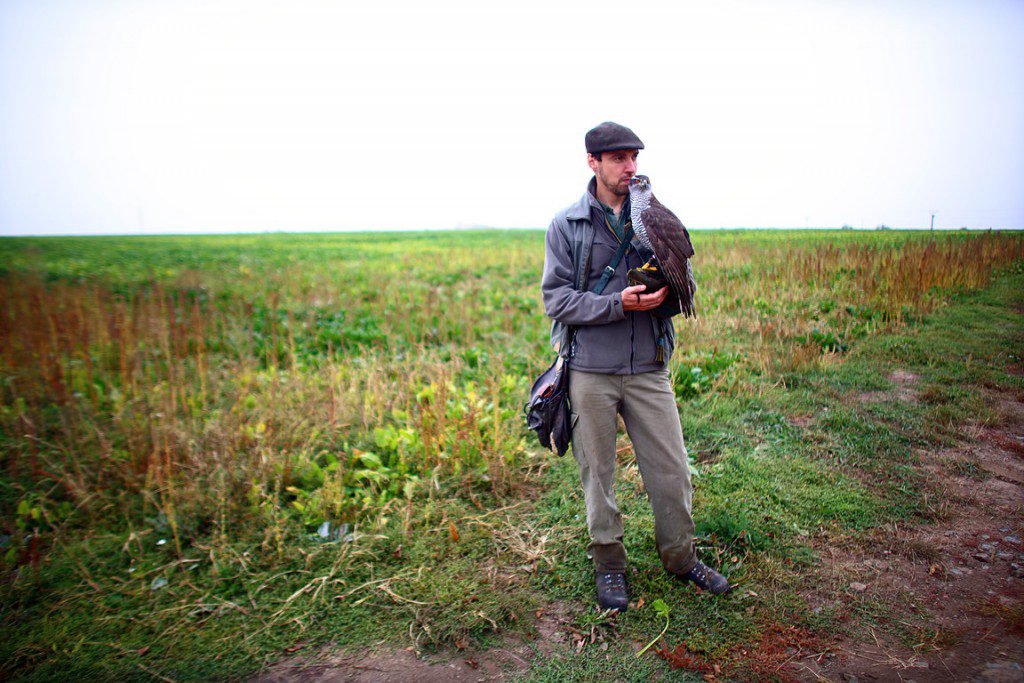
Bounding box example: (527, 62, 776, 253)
(600, 572, 626, 589)
(687, 562, 713, 586)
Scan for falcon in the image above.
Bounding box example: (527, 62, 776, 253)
(627, 174, 697, 318)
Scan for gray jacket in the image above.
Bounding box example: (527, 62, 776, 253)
(541, 179, 676, 375)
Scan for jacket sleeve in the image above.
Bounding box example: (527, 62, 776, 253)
(541, 217, 626, 326)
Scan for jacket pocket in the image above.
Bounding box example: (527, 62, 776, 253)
(572, 319, 630, 372)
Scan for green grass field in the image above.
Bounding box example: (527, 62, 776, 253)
(2, 229, 1023, 681)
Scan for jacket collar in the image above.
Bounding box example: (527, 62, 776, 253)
(565, 177, 604, 221)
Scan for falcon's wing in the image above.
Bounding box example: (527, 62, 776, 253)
(641, 194, 696, 316)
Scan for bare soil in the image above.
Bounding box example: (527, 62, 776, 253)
(797, 375, 1024, 683)
(855, 369, 923, 406)
(253, 602, 581, 682)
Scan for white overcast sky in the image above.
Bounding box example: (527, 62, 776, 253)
(1, 0, 1022, 234)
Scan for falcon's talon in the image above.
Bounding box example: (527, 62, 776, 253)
(627, 265, 667, 293)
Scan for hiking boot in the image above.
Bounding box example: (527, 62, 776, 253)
(595, 571, 629, 612)
(679, 561, 730, 595)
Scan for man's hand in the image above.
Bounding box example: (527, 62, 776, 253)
(621, 284, 668, 311)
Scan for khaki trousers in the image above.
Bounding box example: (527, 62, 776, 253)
(568, 367, 697, 575)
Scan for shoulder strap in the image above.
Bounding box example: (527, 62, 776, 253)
(591, 224, 634, 295)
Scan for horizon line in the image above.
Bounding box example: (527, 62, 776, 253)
(2, 225, 1021, 238)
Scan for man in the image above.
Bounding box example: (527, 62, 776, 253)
(541, 121, 729, 612)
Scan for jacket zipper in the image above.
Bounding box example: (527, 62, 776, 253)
(627, 249, 635, 374)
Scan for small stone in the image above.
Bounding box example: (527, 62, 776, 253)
(974, 552, 991, 563)
(982, 534, 991, 540)
(978, 659, 1023, 682)
(980, 543, 996, 551)
(910, 659, 929, 668)
(997, 552, 1014, 560)
(986, 660, 1022, 669)
(849, 581, 868, 592)
(1003, 535, 1021, 545)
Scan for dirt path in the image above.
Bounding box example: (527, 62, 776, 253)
(253, 603, 578, 682)
(799, 375, 1024, 682)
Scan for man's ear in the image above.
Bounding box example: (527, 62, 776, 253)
(587, 153, 599, 172)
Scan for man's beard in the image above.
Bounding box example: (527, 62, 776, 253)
(598, 167, 629, 196)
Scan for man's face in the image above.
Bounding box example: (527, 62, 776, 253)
(588, 149, 639, 197)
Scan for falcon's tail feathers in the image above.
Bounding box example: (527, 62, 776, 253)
(660, 260, 696, 318)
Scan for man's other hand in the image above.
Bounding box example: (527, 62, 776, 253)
(621, 284, 668, 311)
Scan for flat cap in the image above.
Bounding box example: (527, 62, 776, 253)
(585, 121, 644, 154)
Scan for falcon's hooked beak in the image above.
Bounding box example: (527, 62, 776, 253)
(629, 175, 651, 190)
